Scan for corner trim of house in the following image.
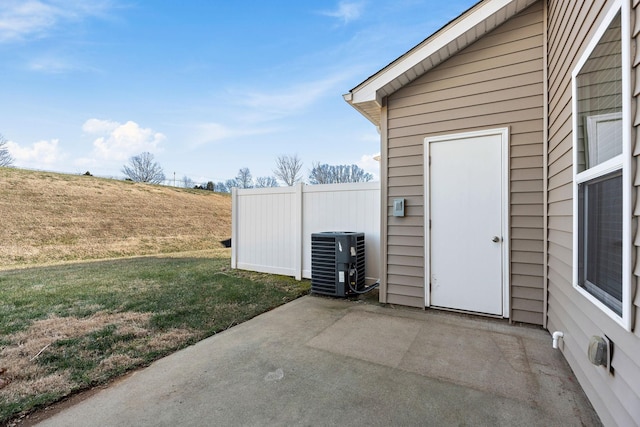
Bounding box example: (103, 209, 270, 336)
(379, 104, 389, 304)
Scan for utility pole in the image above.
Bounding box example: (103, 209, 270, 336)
(174, 172, 176, 187)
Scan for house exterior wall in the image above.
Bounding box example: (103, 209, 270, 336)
(547, 0, 640, 425)
(383, 2, 545, 324)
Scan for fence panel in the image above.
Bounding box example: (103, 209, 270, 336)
(232, 182, 380, 283)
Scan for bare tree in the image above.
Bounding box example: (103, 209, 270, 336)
(255, 176, 279, 188)
(215, 181, 229, 192)
(182, 176, 194, 188)
(273, 154, 302, 186)
(236, 167, 253, 189)
(308, 163, 373, 184)
(224, 178, 238, 191)
(0, 134, 14, 167)
(122, 152, 166, 184)
(340, 164, 373, 183)
(308, 163, 332, 184)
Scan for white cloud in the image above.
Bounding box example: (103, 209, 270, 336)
(27, 53, 100, 74)
(0, 1, 58, 42)
(7, 138, 65, 167)
(197, 123, 238, 142)
(28, 56, 75, 74)
(240, 72, 356, 120)
(193, 122, 277, 147)
(357, 152, 380, 181)
(82, 119, 165, 162)
(82, 118, 119, 134)
(319, 1, 365, 24)
(0, 0, 115, 43)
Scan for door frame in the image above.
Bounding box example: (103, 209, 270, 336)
(424, 127, 510, 317)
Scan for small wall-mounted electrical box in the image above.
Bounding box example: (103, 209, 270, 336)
(588, 336, 607, 367)
(393, 198, 405, 217)
(588, 335, 614, 375)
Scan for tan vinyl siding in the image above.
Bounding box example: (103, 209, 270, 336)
(547, 0, 640, 425)
(384, 2, 545, 318)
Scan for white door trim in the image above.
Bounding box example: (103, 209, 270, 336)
(424, 127, 510, 317)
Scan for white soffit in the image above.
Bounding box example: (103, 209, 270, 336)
(344, 0, 539, 126)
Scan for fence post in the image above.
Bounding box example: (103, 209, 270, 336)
(294, 183, 303, 280)
(231, 187, 238, 269)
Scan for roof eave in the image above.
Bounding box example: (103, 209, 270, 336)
(344, 0, 538, 125)
(343, 93, 382, 127)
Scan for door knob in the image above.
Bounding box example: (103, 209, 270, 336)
(492, 236, 501, 243)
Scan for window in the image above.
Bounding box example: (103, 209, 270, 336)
(572, 4, 631, 329)
(577, 171, 622, 314)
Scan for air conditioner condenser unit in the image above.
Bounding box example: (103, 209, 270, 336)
(311, 232, 365, 297)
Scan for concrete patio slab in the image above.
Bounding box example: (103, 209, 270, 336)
(34, 295, 601, 426)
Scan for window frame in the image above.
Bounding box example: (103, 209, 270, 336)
(571, 0, 632, 331)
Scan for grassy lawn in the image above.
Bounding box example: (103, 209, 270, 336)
(0, 249, 310, 424)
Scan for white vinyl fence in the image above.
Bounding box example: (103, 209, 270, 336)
(231, 182, 380, 283)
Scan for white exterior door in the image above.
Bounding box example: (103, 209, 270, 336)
(425, 129, 508, 316)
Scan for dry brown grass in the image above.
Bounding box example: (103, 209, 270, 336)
(0, 168, 231, 268)
(0, 311, 195, 404)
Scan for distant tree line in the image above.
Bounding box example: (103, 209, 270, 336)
(308, 162, 373, 184)
(1, 142, 374, 187)
(119, 151, 374, 192)
(192, 167, 279, 192)
(190, 155, 372, 193)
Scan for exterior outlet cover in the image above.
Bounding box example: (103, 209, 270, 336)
(393, 198, 405, 217)
(588, 336, 608, 367)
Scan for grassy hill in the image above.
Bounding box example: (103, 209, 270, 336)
(0, 168, 231, 268)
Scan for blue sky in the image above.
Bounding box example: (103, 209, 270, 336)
(0, 0, 476, 185)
